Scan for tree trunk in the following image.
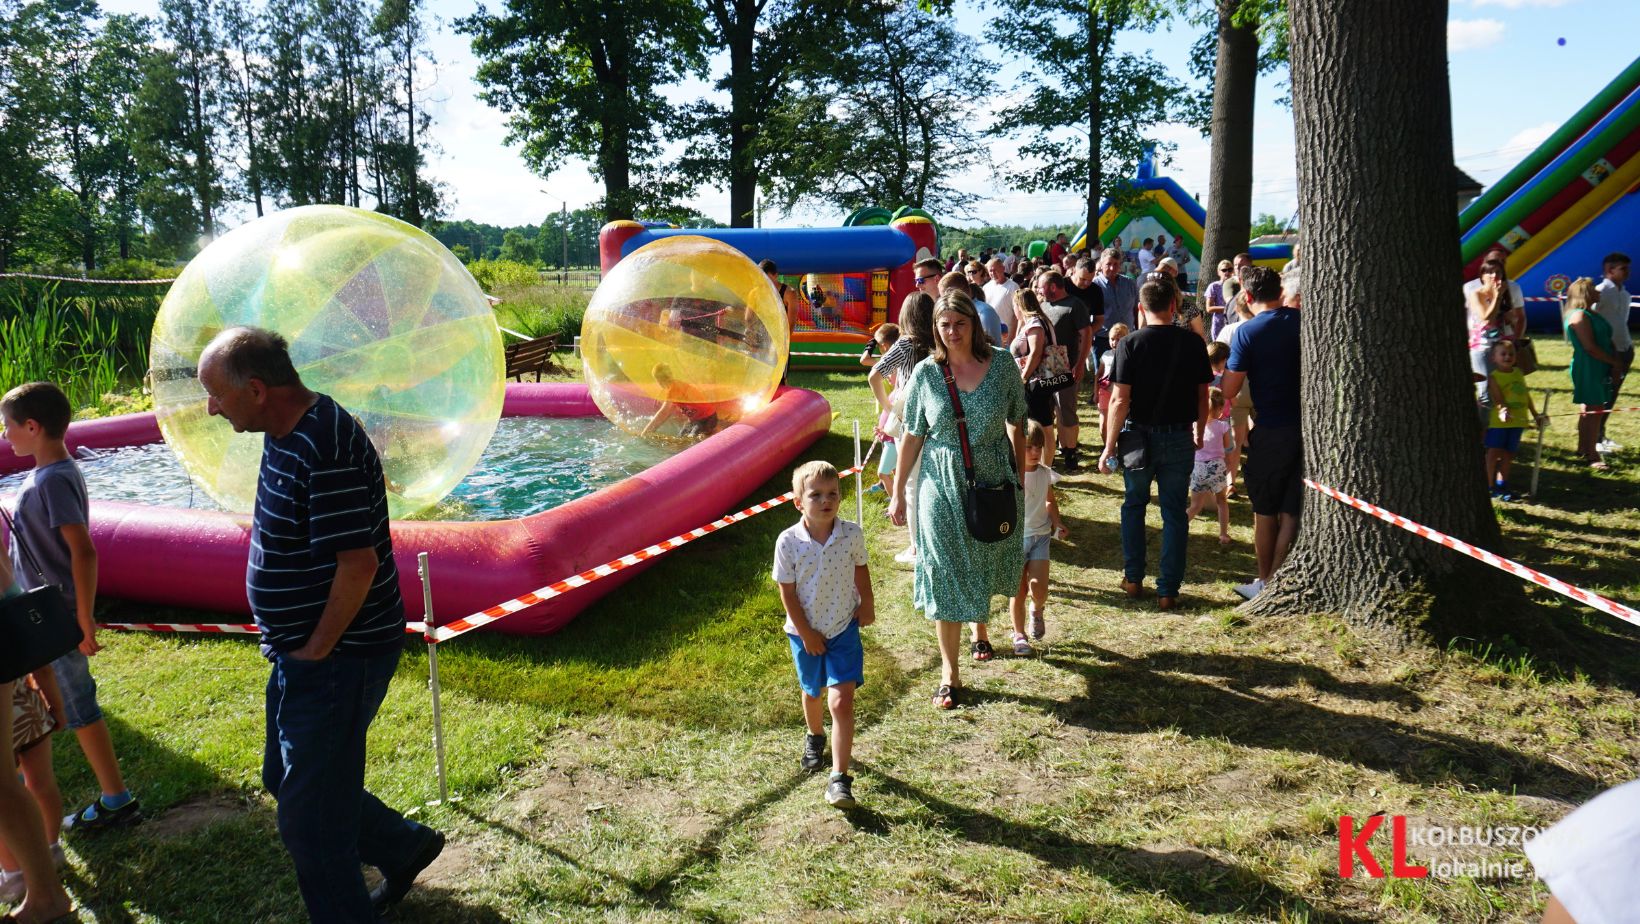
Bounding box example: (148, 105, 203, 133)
(1246, 0, 1503, 642)
(724, 0, 757, 228)
(1200, 0, 1257, 272)
(188, 62, 214, 238)
(402, 32, 422, 226)
(1084, 6, 1103, 242)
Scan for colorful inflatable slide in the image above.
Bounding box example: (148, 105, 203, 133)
(1460, 56, 1640, 331)
(1067, 154, 1291, 278)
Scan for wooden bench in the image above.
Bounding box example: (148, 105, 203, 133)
(503, 334, 564, 381)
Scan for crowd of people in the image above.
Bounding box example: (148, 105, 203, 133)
(775, 244, 1306, 812)
(779, 237, 1633, 816)
(1465, 247, 1632, 486)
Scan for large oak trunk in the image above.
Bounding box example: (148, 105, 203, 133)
(1246, 0, 1504, 641)
(1200, 0, 1257, 273)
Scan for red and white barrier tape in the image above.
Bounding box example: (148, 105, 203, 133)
(1304, 479, 1640, 627)
(100, 621, 429, 635)
(428, 442, 880, 642)
(1549, 405, 1640, 418)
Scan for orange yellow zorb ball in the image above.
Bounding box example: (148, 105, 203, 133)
(149, 205, 504, 518)
(580, 236, 789, 443)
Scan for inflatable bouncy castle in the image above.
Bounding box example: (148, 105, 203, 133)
(600, 209, 940, 370)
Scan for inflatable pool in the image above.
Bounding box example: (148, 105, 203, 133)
(0, 382, 832, 636)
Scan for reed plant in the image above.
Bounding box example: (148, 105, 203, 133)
(0, 282, 157, 414)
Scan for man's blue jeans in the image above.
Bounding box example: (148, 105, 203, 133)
(264, 646, 430, 923)
(1120, 427, 1196, 598)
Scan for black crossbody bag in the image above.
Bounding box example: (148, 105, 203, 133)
(940, 361, 1019, 543)
(0, 505, 84, 683)
(1114, 331, 1187, 471)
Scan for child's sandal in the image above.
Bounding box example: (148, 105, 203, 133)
(1012, 633, 1032, 656)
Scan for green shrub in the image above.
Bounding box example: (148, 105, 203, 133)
(465, 259, 541, 291)
(491, 283, 590, 344)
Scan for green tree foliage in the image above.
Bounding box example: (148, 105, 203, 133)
(165, 0, 226, 237)
(1181, 0, 1288, 131)
(1248, 211, 1294, 237)
(683, 0, 853, 227)
(372, 0, 439, 224)
(498, 228, 539, 265)
(988, 0, 1182, 238)
(757, 3, 992, 219)
(0, 0, 446, 269)
(0, 1, 53, 270)
(461, 0, 709, 222)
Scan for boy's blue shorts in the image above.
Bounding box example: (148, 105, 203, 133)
(787, 620, 865, 699)
(1484, 427, 1524, 452)
(51, 649, 104, 730)
(879, 441, 897, 475)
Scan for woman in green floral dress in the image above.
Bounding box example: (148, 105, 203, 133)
(889, 291, 1028, 709)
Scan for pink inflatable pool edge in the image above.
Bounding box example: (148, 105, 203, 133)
(0, 382, 834, 637)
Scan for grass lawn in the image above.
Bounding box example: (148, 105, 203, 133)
(37, 339, 1640, 922)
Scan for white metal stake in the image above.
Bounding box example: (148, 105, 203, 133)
(854, 420, 864, 525)
(1531, 390, 1553, 499)
(418, 552, 452, 805)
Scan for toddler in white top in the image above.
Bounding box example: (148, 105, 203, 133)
(1008, 421, 1068, 656)
(772, 461, 874, 809)
(1187, 387, 1235, 545)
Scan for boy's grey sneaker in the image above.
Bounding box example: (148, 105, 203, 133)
(64, 795, 141, 832)
(801, 733, 827, 773)
(825, 773, 857, 809)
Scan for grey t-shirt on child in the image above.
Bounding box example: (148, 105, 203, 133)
(7, 459, 88, 607)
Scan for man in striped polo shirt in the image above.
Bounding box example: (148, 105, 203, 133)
(199, 327, 444, 922)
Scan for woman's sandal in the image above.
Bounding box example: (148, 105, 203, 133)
(971, 640, 994, 662)
(932, 684, 957, 709)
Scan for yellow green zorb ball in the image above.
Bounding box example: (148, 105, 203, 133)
(149, 205, 504, 518)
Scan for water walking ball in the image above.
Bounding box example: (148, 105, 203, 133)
(149, 205, 505, 518)
(580, 236, 788, 443)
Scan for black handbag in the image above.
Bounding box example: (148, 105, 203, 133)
(940, 361, 1019, 543)
(1113, 330, 1188, 472)
(0, 506, 83, 684)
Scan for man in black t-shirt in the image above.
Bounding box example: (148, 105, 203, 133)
(1032, 270, 1093, 470)
(1098, 278, 1213, 610)
(1063, 257, 1106, 347)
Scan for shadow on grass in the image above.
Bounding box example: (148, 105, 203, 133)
(854, 762, 1373, 923)
(1013, 642, 1602, 801)
(452, 765, 813, 920)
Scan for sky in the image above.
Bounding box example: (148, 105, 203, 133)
(103, 0, 1640, 233)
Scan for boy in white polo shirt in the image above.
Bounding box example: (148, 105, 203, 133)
(773, 461, 874, 809)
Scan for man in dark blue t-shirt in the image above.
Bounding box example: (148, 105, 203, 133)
(1221, 267, 1302, 601)
(199, 327, 444, 921)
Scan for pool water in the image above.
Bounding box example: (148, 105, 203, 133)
(0, 417, 677, 522)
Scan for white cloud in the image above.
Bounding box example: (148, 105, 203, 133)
(1467, 0, 1572, 9)
(1449, 18, 1507, 52)
(1502, 120, 1560, 154)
